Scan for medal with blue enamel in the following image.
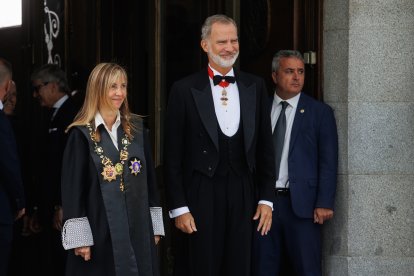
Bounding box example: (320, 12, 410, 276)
(129, 158, 142, 176)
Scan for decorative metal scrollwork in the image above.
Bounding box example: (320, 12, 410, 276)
(44, 0, 61, 65)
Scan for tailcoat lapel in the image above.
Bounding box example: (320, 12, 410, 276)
(289, 93, 306, 154)
(191, 72, 219, 150)
(191, 69, 257, 153)
(237, 73, 256, 154)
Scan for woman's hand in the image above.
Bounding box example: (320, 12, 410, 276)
(74, 246, 91, 261)
(154, 235, 161, 245)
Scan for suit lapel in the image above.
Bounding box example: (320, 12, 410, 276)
(289, 93, 306, 154)
(191, 74, 219, 150)
(237, 75, 256, 154)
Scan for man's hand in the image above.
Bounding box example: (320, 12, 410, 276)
(15, 208, 25, 220)
(313, 208, 334, 224)
(74, 246, 91, 261)
(175, 212, 197, 234)
(253, 204, 272, 236)
(53, 206, 63, 231)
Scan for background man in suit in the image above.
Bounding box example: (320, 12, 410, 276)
(253, 50, 338, 276)
(165, 14, 275, 276)
(0, 57, 25, 275)
(30, 64, 78, 275)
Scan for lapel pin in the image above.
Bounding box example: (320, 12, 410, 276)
(300, 109, 305, 113)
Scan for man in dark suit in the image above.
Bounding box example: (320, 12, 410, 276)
(0, 57, 25, 275)
(30, 64, 78, 274)
(253, 50, 338, 276)
(165, 14, 275, 276)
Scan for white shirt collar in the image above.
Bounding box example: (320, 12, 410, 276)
(94, 111, 121, 131)
(208, 64, 235, 77)
(274, 92, 301, 109)
(53, 94, 69, 109)
(0, 100, 3, 110)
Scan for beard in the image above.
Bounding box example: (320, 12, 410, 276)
(207, 49, 239, 68)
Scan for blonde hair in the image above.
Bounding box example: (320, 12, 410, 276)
(67, 63, 134, 140)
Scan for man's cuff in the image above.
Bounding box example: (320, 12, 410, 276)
(258, 200, 273, 211)
(169, 206, 190, 218)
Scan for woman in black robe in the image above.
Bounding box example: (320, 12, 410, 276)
(61, 63, 164, 276)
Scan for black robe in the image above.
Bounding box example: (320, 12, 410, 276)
(61, 116, 160, 276)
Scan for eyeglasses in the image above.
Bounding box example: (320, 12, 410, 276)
(33, 82, 49, 93)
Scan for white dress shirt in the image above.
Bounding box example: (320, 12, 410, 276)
(169, 66, 272, 218)
(209, 65, 240, 137)
(271, 92, 301, 188)
(94, 111, 121, 149)
(51, 94, 69, 120)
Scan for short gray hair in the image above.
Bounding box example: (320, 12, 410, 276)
(201, 14, 237, 40)
(271, 50, 305, 72)
(31, 64, 70, 94)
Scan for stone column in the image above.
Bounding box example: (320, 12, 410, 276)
(323, 0, 414, 275)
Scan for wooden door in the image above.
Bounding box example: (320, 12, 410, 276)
(240, 0, 323, 99)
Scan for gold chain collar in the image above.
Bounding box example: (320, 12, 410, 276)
(86, 123, 131, 191)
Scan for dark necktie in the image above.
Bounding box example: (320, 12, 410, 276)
(273, 101, 288, 180)
(50, 107, 58, 121)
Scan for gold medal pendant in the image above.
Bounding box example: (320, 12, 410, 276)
(120, 150, 128, 161)
(221, 89, 228, 106)
(102, 165, 117, 182)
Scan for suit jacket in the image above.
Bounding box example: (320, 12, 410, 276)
(0, 109, 25, 224)
(282, 93, 338, 218)
(165, 68, 275, 211)
(39, 97, 78, 213)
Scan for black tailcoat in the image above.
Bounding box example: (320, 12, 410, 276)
(164, 68, 275, 276)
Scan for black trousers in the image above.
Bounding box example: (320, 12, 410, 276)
(252, 195, 322, 276)
(173, 169, 255, 276)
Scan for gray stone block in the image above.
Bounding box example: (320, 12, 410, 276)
(324, 255, 349, 276)
(348, 256, 414, 276)
(323, 30, 349, 104)
(348, 28, 414, 102)
(325, 102, 348, 175)
(323, 175, 349, 257)
(348, 175, 414, 257)
(349, 0, 414, 30)
(324, 0, 350, 31)
(348, 102, 414, 174)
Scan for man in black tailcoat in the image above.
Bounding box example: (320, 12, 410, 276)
(164, 14, 275, 276)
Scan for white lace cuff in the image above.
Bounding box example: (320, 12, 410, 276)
(150, 207, 165, 236)
(62, 217, 94, 250)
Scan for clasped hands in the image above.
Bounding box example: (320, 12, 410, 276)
(175, 204, 273, 236)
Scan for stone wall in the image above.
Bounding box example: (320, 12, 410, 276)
(323, 0, 414, 275)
